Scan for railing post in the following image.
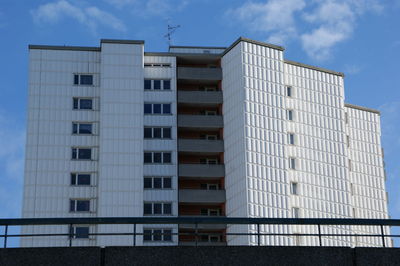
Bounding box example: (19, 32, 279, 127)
(4, 225, 8, 248)
(195, 223, 198, 247)
(257, 224, 260, 246)
(133, 223, 136, 246)
(69, 224, 73, 247)
(318, 224, 322, 247)
(380, 225, 385, 247)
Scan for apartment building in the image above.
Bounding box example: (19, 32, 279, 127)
(22, 37, 390, 247)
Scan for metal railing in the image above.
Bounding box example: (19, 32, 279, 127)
(1, 217, 399, 248)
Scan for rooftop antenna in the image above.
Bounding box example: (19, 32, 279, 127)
(164, 22, 180, 48)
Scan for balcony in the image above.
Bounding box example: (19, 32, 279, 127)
(178, 139, 224, 153)
(178, 91, 223, 105)
(177, 67, 222, 81)
(179, 189, 226, 204)
(179, 164, 225, 178)
(178, 115, 223, 129)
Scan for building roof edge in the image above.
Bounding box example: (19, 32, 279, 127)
(344, 103, 380, 115)
(222, 37, 285, 57)
(285, 60, 345, 77)
(28, 45, 100, 51)
(100, 39, 145, 45)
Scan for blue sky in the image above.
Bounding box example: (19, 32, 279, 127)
(1, 0, 400, 240)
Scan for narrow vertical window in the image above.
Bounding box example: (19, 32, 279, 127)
(286, 86, 292, 97)
(287, 110, 293, 121)
(291, 182, 298, 195)
(346, 135, 350, 147)
(292, 207, 300, 218)
(288, 133, 295, 145)
(289, 157, 296, 170)
(144, 80, 152, 90)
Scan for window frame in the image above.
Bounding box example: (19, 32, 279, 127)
(143, 202, 173, 216)
(143, 228, 173, 242)
(73, 98, 93, 110)
(286, 86, 292, 97)
(74, 74, 94, 86)
(144, 103, 172, 115)
(143, 151, 172, 164)
(69, 199, 91, 212)
(71, 147, 92, 160)
(70, 226, 90, 239)
(144, 176, 173, 189)
(292, 207, 300, 218)
(72, 122, 93, 135)
(288, 133, 295, 145)
(289, 157, 296, 170)
(287, 109, 294, 121)
(144, 79, 172, 91)
(143, 127, 172, 139)
(291, 182, 298, 195)
(71, 173, 91, 186)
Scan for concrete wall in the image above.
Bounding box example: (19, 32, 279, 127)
(1, 247, 400, 266)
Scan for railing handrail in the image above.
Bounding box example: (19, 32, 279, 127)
(1, 217, 399, 226)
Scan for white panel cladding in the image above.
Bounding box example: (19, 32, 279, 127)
(346, 107, 390, 246)
(22, 48, 100, 247)
(169, 47, 224, 54)
(284, 63, 352, 246)
(241, 41, 290, 246)
(141, 55, 178, 246)
(222, 42, 249, 245)
(97, 42, 144, 246)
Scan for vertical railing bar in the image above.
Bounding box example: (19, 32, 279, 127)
(69, 224, 73, 247)
(257, 223, 260, 246)
(133, 223, 136, 247)
(4, 225, 8, 248)
(380, 225, 385, 248)
(318, 224, 322, 247)
(195, 223, 198, 247)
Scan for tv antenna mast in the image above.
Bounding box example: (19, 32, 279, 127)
(164, 23, 180, 47)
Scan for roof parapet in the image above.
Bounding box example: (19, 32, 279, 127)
(285, 60, 345, 77)
(100, 39, 145, 45)
(222, 37, 285, 57)
(28, 45, 100, 52)
(344, 103, 380, 115)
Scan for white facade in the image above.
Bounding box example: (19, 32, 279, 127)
(22, 38, 390, 247)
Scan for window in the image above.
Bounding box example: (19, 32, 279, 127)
(72, 148, 92, 160)
(205, 110, 217, 116)
(291, 182, 298, 195)
(71, 226, 90, 239)
(71, 173, 91, 186)
(70, 199, 90, 212)
(200, 209, 221, 216)
(144, 127, 172, 139)
(73, 98, 93, 110)
(143, 229, 172, 242)
(200, 158, 218, 164)
(144, 176, 172, 189)
(200, 234, 221, 242)
(144, 80, 172, 90)
(346, 135, 350, 147)
(200, 134, 218, 140)
(288, 133, 295, 145)
(200, 184, 219, 190)
(143, 202, 172, 215)
(292, 207, 300, 218)
(144, 63, 171, 67)
(144, 152, 172, 164)
(74, 74, 93, 85)
(286, 86, 292, 97)
(287, 110, 293, 121)
(289, 157, 296, 170)
(345, 112, 349, 124)
(144, 103, 172, 114)
(72, 123, 93, 134)
(348, 159, 352, 171)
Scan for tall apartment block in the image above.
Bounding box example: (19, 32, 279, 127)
(22, 37, 390, 247)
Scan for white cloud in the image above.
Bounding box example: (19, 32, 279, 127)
(228, 0, 384, 61)
(227, 0, 306, 45)
(104, 0, 137, 8)
(31, 0, 127, 33)
(343, 64, 362, 75)
(104, 0, 188, 17)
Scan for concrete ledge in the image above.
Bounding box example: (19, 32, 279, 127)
(0, 247, 101, 266)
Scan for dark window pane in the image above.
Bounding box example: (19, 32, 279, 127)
(153, 152, 162, 163)
(72, 123, 78, 134)
(70, 200, 75, 212)
(163, 203, 172, 215)
(163, 80, 171, 90)
(76, 200, 90, 211)
(153, 128, 162, 138)
(144, 153, 152, 163)
(199, 159, 207, 164)
(144, 128, 152, 138)
(144, 80, 152, 90)
(77, 174, 90, 185)
(144, 203, 152, 215)
(163, 128, 171, 139)
(80, 99, 92, 110)
(144, 104, 152, 114)
(153, 203, 162, 214)
(163, 178, 171, 189)
(78, 149, 91, 159)
(163, 229, 172, 241)
(80, 75, 93, 85)
(163, 152, 171, 163)
(200, 209, 208, 216)
(74, 75, 79, 85)
(72, 148, 77, 159)
(287, 86, 291, 97)
(200, 184, 207, 190)
(163, 104, 171, 114)
(201, 235, 208, 241)
(73, 99, 79, 109)
(153, 178, 162, 188)
(75, 227, 89, 238)
(153, 104, 162, 114)
(144, 178, 152, 189)
(71, 174, 77, 185)
(143, 230, 152, 241)
(153, 80, 161, 90)
(153, 229, 162, 241)
(79, 124, 92, 134)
